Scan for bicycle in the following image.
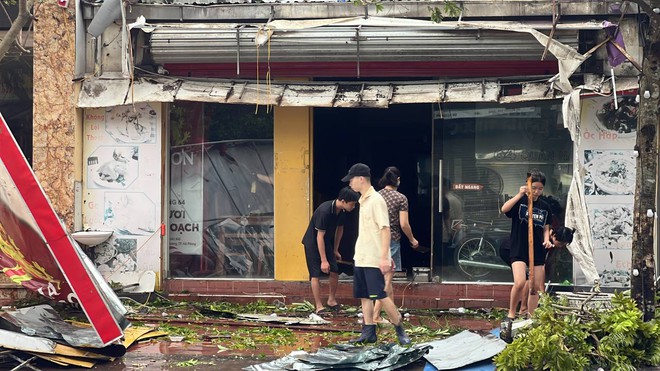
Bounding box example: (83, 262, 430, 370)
(453, 219, 510, 279)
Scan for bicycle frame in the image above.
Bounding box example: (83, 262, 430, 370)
(453, 219, 511, 279)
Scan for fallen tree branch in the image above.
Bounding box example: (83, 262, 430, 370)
(127, 315, 359, 333)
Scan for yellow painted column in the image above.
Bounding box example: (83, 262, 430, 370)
(274, 106, 311, 281)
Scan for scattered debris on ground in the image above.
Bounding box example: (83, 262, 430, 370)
(0, 296, 506, 370)
(245, 343, 433, 370)
(0, 304, 165, 369)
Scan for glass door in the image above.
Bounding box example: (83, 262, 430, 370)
(433, 101, 574, 283)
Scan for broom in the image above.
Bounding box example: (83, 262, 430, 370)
(527, 173, 537, 296)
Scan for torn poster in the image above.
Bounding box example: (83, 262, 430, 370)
(0, 114, 128, 346)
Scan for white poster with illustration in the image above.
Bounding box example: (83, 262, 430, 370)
(82, 103, 162, 280)
(575, 95, 637, 287)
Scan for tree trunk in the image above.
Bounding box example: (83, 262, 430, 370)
(631, 0, 660, 322)
(0, 0, 32, 62)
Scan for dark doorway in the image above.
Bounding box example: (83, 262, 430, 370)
(313, 104, 433, 275)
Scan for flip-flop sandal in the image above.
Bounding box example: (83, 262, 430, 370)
(315, 308, 332, 315)
(326, 304, 342, 312)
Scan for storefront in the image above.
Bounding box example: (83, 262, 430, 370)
(72, 5, 643, 304)
(312, 101, 574, 284)
(78, 97, 579, 287)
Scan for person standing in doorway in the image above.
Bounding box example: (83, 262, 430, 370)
(439, 177, 464, 269)
(302, 187, 360, 315)
(373, 166, 419, 323)
(501, 170, 552, 324)
(342, 163, 411, 345)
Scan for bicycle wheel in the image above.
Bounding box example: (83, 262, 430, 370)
(454, 237, 497, 279)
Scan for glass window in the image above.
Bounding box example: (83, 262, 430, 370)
(434, 101, 573, 283)
(168, 102, 274, 278)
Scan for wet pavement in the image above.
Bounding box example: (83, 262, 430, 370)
(97, 313, 497, 370)
(91, 341, 431, 370)
(28, 302, 502, 371)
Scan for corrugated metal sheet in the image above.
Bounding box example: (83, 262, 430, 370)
(146, 24, 580, 65)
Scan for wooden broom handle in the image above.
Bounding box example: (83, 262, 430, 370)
(527, 175, 537, 295)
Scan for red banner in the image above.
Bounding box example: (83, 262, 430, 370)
(0, 114, 126, 346)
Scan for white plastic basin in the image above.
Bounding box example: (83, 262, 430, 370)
(71, 230, 113, 247)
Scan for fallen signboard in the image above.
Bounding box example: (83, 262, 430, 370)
(0, 114, 128, 346)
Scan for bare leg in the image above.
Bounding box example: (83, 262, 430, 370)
(361, 298, 375, 324)
(310, 277, 324, 312)
(508, 261, 528, 319)
(527, 265, 545, 315)
(378, 296, 403, 325)
(379, 295, 411, 345)
(519, 280, 529, 316)
(373, 271, 393, 321)
(327, 272, 339, 307)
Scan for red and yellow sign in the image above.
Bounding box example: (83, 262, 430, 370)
(0, 114, 126, 346)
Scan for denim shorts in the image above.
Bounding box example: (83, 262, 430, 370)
(390, 240, 402, 272)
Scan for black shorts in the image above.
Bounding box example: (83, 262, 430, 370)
(353, 267, 387, 300)
(509, 244, 546, 266)
(510, 253, 545, 266)
(304, 244, 338, 278)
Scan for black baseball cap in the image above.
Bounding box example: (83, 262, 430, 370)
(341, 163, 371, 182)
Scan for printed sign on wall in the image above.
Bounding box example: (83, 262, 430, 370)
(576, 95, 637, 287)
(82, 104, 162, 284)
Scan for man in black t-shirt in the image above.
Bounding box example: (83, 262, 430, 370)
(302, 187, 360, 314)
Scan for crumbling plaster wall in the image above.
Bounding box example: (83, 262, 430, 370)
(33, 3, 77, 230)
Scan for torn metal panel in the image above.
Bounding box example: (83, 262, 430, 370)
(458, 21, 589, 93)
(444, 82, 500, 102)
(128, 77, 179, 103)
(176, 80, 231, 102)
(423, 330, 506, 370)
(581, 76, 639, 96)
(499, 82, 558, 103)
(0, 304, 124, 350)
(334, 84, 391, 108)
(391, 83, 443, 104)
(80, 78, 131, 107)
(227, 82, 284, 106)
(0, 328, 57, 354)
(280, 84, 337, 107)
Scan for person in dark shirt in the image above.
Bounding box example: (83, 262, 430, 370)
(501, 170, 552, 322)
(302, 187, 360, 314)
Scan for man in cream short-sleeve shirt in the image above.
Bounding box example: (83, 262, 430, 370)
(342, 163, 410, 346)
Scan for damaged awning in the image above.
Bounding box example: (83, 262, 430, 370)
(79, 77, 498, 108)
(87, 16, 638, 106)
(77, 75, 639, 109)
